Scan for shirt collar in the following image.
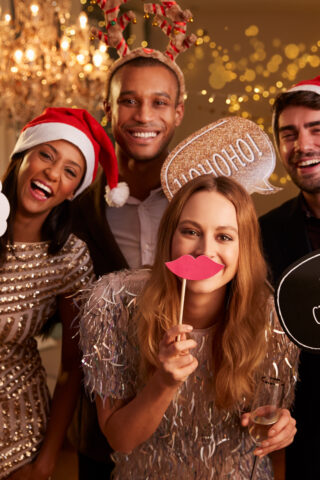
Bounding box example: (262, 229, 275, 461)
(126, 187, 165, 205)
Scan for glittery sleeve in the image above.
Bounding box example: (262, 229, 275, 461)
(261, 297, 300, 409)
(59, 234, 95, 294)
(79, 269, 149, 400)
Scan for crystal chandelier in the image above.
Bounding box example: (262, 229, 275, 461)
(0, 0, 112, 129)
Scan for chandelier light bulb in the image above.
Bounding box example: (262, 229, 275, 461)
(4, 13, 11, 23)
(13, 49, 23, 63)
(84, 63, 93, 73)
(61, 36, 70, 51)
(25, 48, 36, 62)
(93, 51, 103, 67)
(79, 12, 88, 29)
(30, 4, 39, 16)
(76, 53, 85, 65)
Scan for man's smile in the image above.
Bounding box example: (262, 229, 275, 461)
(130, 131, 158, 139)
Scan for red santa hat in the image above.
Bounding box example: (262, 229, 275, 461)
(11, 107, 129, 205)
(288, 74, 320, 95)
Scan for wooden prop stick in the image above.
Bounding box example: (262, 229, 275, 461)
(177, 277, 186, 341)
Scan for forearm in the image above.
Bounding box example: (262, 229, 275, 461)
(99, 369, 179, 453)
(33, 366, 82, 476)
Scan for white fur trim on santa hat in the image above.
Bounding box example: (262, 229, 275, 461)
(104, 182, 130, 207)
(289, 84, 320, 96)
(11, 123, 95, 197)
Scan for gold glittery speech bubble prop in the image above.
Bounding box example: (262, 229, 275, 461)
(161, 116, 280, 200)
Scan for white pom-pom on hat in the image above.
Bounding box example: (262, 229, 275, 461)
(105, 182, 130, 207)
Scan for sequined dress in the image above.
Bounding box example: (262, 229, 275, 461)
(0, 234, 93, 478)
(80, 269, 299, 480)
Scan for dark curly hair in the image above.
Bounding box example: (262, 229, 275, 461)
(0, 154, 73, 268)
(273, 90, 320, 145)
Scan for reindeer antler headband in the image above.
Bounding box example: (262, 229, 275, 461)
(92, 0, 197, 103)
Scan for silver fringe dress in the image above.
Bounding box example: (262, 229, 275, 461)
(80, 269, 299, 480)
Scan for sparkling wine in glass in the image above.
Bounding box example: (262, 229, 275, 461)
(249, 404, 281, 445)
(248, 376, 284, 479)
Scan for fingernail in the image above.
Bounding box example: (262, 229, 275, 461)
(270, 429, 276, 435)
(186, 325, 193, 331)
(255, 449, 262, 455)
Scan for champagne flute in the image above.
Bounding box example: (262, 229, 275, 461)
(248, 376, 284, 480)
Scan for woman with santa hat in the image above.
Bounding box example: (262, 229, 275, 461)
(0, 107, 123, 479)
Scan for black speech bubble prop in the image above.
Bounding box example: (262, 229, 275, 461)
(275, 249, 320, 353)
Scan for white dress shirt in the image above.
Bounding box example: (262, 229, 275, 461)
(106, 187, 168, 268)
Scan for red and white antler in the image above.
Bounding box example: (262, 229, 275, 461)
(91, 0, 196, 60)
(144, 1, 197, 60)
(91, 0, 136, 56)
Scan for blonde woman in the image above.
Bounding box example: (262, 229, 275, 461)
(80, 175, 299, 479)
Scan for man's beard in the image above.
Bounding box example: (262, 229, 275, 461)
(287, 151, 320, 193)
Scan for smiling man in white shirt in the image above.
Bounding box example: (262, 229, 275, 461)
(70, 49, 185, 479)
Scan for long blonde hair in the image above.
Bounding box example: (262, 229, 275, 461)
(136, 175, 269, 409)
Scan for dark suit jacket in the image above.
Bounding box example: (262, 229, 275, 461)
(259, 194, 311, 286)
(259, 195, 319, 480)
(69, 170, 129, 462)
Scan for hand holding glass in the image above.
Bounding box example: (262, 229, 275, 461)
(249, 376, 284, 446)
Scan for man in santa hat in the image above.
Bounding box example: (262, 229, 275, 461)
(260, 75, 320, 479)
(70, 48, 185, 479)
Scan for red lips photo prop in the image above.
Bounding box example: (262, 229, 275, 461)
(165, 254, 224, 280)
(165, 255, 225, 333)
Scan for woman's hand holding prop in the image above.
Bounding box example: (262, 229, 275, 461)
(158, 324, 198, 387)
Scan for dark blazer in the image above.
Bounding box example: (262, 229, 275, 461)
(69, 170, 128, 464)
(259, 195, 319, 480)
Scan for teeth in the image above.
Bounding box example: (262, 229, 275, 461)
(298, 159, 320, 167)
(131, 132, 157, 138)
(33, 180, 52, 195)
